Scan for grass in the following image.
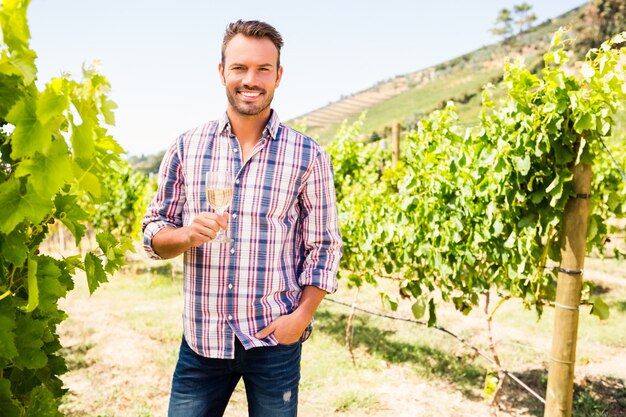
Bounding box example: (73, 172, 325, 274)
(314, 68, 502, 141)
(58, 254, 626, 416)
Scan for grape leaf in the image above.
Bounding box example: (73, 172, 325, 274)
(72, 163, 101, 198)
(6, 94, 52, 159)
(0, 178, 53, 235)
(70, 120, 95, 161)
(36, 85, 68, 126)
(0, 72, 23, 118)
(0, 228, 28, 266)
(84, 252, 107, 294)
(0, 379, 21, 417)
(25, 386, 59, 417)
(8, 49, 37, 85)
(100, 99, 117, 125)
(15, 139, 73, 200)
(0, 305, 18, 360)
(53, 194, 87, 245)
(13, 316, 47, 369)
(36, 257, 65, 316)
(590, 296, 610, 320)
(0, 0, 31, 52)
(411, 299, 426, 319)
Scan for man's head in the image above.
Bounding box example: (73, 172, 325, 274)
(221, 20, 283, 68)
(219, 20, 284, 118)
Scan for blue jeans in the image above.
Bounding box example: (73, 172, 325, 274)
(168, 336, 302, 417)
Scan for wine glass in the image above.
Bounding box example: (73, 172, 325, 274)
(205, 170, 234, 244)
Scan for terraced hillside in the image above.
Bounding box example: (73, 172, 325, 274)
(289, 5, 587, 141)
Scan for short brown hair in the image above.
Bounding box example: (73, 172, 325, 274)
(221, 20, 284, 67)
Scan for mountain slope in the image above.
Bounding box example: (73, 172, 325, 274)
(289, 5, 588, 141)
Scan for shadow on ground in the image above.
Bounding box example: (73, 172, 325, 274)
(315, 308, 485, 399)
(316, 308, 626, 416)
(494, 368, 626, 416)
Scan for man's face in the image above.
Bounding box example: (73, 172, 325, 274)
(219, 34, 283, 118)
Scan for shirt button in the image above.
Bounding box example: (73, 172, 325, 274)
(232, 213, 238, 219)
(228, 315, 233, 321)
(233, 148, 239, 153)
(228, 283, 233, 289)
(230, 248, 235, 254)
(235, 179, 240, 185)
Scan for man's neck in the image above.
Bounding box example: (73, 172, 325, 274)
(227, 108, 271, 146)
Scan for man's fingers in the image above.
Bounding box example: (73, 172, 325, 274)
(196, 212, 228, 230)
(255, 322, 275, 339)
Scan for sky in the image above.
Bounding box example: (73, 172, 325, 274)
(27, 0, 588, 156)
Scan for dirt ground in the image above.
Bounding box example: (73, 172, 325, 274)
(57, 265, 626, 417)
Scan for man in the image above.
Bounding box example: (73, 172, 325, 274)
(142, 20, 342, 417)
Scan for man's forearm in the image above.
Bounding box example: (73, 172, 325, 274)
(151, 226, 192, 259)
(294, 285, 328, 322)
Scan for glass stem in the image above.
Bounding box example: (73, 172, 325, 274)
(216, 208, 226, 239)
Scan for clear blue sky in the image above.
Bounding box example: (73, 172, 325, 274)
(28, 0, 588, 156)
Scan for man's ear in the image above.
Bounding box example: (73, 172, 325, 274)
(218, 63, 225, 85)
(275, 65, 283, 88)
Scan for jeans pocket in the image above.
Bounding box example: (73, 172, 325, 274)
(275, 340, 302, 349)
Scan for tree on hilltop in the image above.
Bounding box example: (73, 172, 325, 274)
(491, 8, 514, 40)
(513, 2, 538, 33)
(490, 3, 537, 41)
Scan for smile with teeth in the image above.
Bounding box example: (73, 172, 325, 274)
(239, 91, 262, 98)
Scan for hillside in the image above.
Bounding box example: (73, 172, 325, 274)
(288, 5, 589, 142)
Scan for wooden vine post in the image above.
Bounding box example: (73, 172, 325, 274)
(391, 122, 401, 166)
(544, 162, 592, 417)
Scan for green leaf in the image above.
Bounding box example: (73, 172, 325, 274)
(25, 386, 59, 417)
(0, 228, 28, 265)
(580, 62, 595, 80)
(590, 296, 610, 320)
(9, 49, 37, 85)
(513, 154, 531, 175)
(73, 163, 101, 198)
(411, 298, 426, 319)
(54, 194, 88, 244)
(587, 216, 598, 242)
(101, 99, 117, 125)
(0, 178, 53, 235)
(15, 138, 73, 200)
(483, 372, 499, 399)
(0, 72, 23, 117)
(6, 94, 53, 159)
(13, 316, 47, 369)
(573, 113, 594, 133)
(19, 255, 38, 313)
(36, 84, 68, 126)
(0, 0, 31, 51)
(84, 252, 108, 294)
(71, 120, 95, 161)
(607, 192, 620, 212)
(36, 257, 65, 315)
(379, 292, 398, 312)
(0, 379, 21, 417)
(0, 300, 18, 360)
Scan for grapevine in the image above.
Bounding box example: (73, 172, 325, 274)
(328, 29, 626, 324)
(0, 1, 130, 414)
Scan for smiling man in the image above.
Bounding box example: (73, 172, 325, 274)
(142, 20, 342, 417)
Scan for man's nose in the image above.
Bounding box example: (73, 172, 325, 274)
(242, 69, 257, 86)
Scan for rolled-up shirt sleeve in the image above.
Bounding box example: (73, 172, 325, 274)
(298, 149, 343, 293)
(142, 141, 186, 260)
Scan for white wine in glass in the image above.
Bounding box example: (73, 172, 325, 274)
(205, 170, 234, 244)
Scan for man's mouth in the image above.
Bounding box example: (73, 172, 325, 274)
(238, 90, 263, 98)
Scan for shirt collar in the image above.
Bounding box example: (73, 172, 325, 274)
(218, 110, 281, 141)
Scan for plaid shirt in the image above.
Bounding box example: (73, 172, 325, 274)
(142, 110, 342, 359)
